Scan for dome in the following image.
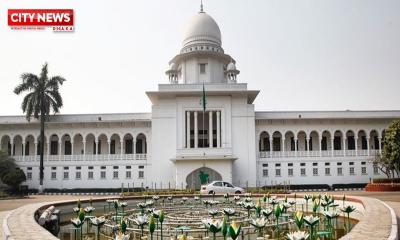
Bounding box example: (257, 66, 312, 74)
(182, 12, 222, 49)
(227, 62, 236, 71)
(169, 62, 177, 71)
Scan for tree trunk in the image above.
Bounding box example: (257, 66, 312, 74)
(39, 94, 45, 193)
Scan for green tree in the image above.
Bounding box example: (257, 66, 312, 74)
(14, 63, 65, 192)
(0, 150, 16, 178)
(2, 168, 26, 191)
(0, 150, 26, 191)
(382, 120, 400, 178)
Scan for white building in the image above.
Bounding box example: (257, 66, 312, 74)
(1, 7, 399, 190)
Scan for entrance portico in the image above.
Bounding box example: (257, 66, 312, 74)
(171, 157, 235, 189)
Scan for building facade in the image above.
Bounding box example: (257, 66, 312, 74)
(1, 8, 399, 190)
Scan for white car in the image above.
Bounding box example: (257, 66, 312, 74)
(200, 181, 244, 195)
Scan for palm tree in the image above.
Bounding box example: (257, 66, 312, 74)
(14, 63, 65, 193)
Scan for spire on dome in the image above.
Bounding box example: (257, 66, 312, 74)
(200, 0, 204, 12)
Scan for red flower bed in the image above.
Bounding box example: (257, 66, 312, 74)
(365, 183, 400, 192)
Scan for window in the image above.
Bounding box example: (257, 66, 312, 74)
(138, 170, 144, 178)
(361, 136, 367, 149)
(63, 172, 69, 179)
(27, 167, 32, 170)
(126, 166, 131, 169)
(64, 140, 72, 155)
(51, 167, 57, 170)
(76, 172, 81, 179)
(288, 169, 293, 176)
(325, 168, 330, 176)
(347, 136, 355, 150)
(263, 169, 268, 177)
(88, 171, 94, 179)
(76, 166, 81, 170)
(337, 162, 342, 166)
(51, 172, 57, 180)
(275, 163, 281, 167)
(113, 171, 119, 179)
(88, 166, 94, 170)
(373, 166, 379, 175)
(325, 162, 330, 166)
(138, 165, 144, 169)
(213, 182, 222, 186)
(321, 137, 327, 150)
(361, 167, 367, 175)
(27, 172, 32, 180)
(199, 63, 207, 74)
(349, 167, 355, 175)
(337, 167, 343, 175)
(25, 142, 30, 155)
(126, 171, 132, 179)
(100, 171, 106, 179)
(288, 163, 293, 167)
(113, 166, 119, 169)
(300, 163, 306, 167)
(101, 166, 106, 170)
(262, 163, 268, 167)
(334, 136, 341, 150)
(275, 169, 281, 177)
(50, 141, 58, 155)
(300, 168, 306, 176)
(361, 162, 366, 165)
(313, 168, 318, 176)
(64, 166, 69, 170)
(349, 162, 354, 166)
(110, 140, 116, 154)
(312, 162, 318, 166)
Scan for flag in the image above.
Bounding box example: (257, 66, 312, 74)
(201, 84, 206, 112)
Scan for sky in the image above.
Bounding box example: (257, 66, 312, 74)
(0, 0, 399, 115)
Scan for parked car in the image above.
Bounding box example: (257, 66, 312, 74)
(200, 181, 244, 195)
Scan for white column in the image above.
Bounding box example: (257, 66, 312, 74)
(281, 137, 285, 157)
(71, 141, 74, 156)
(378, 137, 382, 154)
(120, 141, 124, 156)
(133, 140, 137, 160)
(209, 111, 213, 148)
(331, 138, 334, 157)
(306, 137, 310, 156)
(95, 141, 98, 155)
(216, 111, 221, 148)
(355, 137, 358, 156)
(194, 111, 198, 148)
(22, 142, 25, 160)
(108, 141, 111, 155)
(319, 138, 322, 157)
(34, 141, 37, 161)
(9, 139, 13, 156)
(83, 141, 86, 155)
(343, 137, 346, 156)
(186, 111, 191, 148)
(367, 138, 370, 156)
(269, 137, 273, 153)
(47, 142, 50, 156)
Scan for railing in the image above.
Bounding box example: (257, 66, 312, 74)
(259, 149, 380, 158)
(13, 153, 147, 162)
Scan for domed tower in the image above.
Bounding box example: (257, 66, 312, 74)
(166, 5, 239, 84)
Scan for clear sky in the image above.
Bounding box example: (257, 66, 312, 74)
(0, 0, 399, 115)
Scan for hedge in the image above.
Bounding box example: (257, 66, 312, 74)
(372, 178, 400, 184)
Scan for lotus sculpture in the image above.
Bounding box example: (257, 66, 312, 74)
(202, 218, 222, 240)
(131, 215, 148, 236)
(249, 217, 267, 237)
(90, 217, 106, 240)
(287, 231, 310, 240)
(303, 215, 319, 239)
(228, 221, 241, 240)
